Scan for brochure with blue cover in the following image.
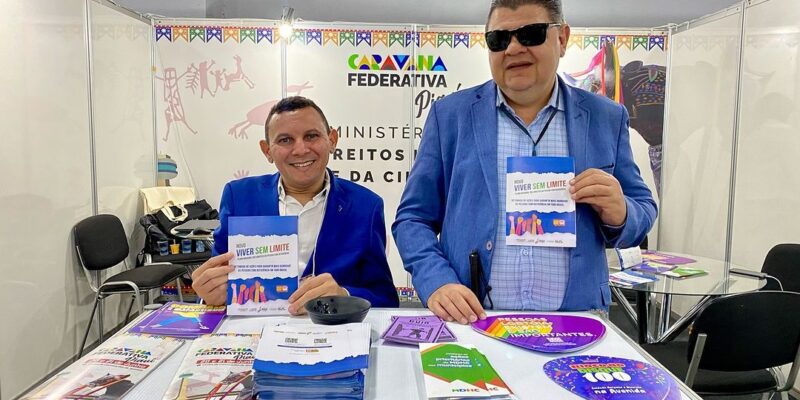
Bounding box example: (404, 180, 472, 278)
(227, 216, 298, 316)
(506, 156, 576, 247)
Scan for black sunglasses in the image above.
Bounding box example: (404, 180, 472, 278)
(485, 22, 561, 52)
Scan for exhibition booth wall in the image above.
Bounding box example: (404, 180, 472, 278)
(3, 0, 798, 397)
(153, 20, 667, 284)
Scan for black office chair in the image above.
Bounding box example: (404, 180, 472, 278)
(642, 291, 800, 398)
(74, 214, 187, 358)
(762, 243, 800, 292)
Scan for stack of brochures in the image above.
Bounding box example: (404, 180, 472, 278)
(420, 343, 516, 399)
(162, 333, 260, 400)
(22, 333, 182, 399)
(381, 315, 456, 345)
(252, 322, 371, 399)
(129, 301, 226, 339)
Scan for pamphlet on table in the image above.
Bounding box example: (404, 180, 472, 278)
(252, 322, 370, 399)
(162, 333, 259, 400)
(631, 261, 677, 274)
(641, 250, 696, 265)
(609, 270, 658, 287)
(130, 301, 226, 338)
(661, 266, 707, 278)
(381, 315, 456, 345)
(227, 216, 298, 316)
(544, 355, 681, 399)
(420, 342, 515, 399)
(471, 314, 605, 353)
(505, 156, 576, 247)
(22, 333, 182, 400)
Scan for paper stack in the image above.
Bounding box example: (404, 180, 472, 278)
(252, 322, 371, 399)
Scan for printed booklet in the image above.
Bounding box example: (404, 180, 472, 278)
(162, 333, 260, 400)
(419, 342, 515, 399)
(227, 216, 298, 316)
(22, 333, 182, 400)
(130, 302, 226, 338)
(505, 156, 576, 247)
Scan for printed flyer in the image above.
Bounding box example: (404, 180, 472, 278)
(22, 333, 182, 400)
(227, 216, 298, 316)
(544, 356, 681, 399)
(471, 314, 605, 353)
(130, 302, 226, 338)
(506, 156, 576, 247)
(419, 343, 515, 399)
(162, 333, 260, 400)
(253, 322, 371, 377)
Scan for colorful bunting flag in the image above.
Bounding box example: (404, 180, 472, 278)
(223, 27, 239, 42)
(155, 26, 171, 41)
(454, 32, 469, 48)
(206, 27, 222, 42)
(373, 31, 388, 47)
(437, 33, 453, 47)
(306, 29, 322, 45)
(340, 31, 355, 46)
(356, 31, 372, 46)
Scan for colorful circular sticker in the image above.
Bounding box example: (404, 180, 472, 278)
(471, 314, 605, 353)
(544, 356, 681, 399)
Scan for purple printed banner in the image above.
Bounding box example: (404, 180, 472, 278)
(544, 356, 681, 399)
(641, 250, 696, 265)
(471, 314, 605, 353)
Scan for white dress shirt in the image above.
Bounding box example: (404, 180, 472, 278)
(278, 175, 330, 276)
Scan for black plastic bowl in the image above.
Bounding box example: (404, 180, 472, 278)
(305, 295, 371, 325)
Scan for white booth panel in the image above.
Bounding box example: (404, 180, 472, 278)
(659, 9, 742, 260)
(90, 0, 155, 258)
(0, 0, 93, 398)
(729, 0, 800, 270)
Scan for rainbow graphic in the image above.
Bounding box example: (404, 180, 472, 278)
(483, 317, 553, 338)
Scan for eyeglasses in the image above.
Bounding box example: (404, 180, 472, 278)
(485, 22, 562, 52)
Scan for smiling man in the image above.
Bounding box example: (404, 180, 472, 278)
(393, 0, 656, 323)
(192, 96, 398, 312)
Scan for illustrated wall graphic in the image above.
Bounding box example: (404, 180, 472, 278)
(157, 67, 197, 142)
(184, 55, 255, 99)
(227, 81, 313, 140)
(565, 43, 667, 196)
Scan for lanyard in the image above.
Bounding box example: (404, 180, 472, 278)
(499, 91, 560, 156)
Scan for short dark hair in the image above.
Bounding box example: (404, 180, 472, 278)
(264, 96, 331, 141)
(486, 0, 564, 28)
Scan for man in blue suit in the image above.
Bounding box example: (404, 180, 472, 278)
(393, 0, 656, 324)
(192, 96, 398, 312)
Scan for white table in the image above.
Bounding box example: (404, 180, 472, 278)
(114, 309, 701, 400)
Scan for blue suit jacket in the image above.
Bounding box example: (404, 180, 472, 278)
(392, 78, 657, 311)
(213, 170, 399, 307)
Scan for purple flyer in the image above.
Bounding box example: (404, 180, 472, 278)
(382, 315, 445, 344)
(129, 302, 226, 338)
(544, 356, 681, 399)
(388, 315, 457, 343)
(471, 314, 605, 353)
(641, 250, 696, 265)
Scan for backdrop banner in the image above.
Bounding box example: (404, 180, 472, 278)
(155, 20, 667, 287)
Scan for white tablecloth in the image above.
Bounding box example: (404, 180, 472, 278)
(115, 308, 700, 400)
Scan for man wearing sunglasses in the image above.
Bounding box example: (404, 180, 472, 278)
(394, 0, 656, 324)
